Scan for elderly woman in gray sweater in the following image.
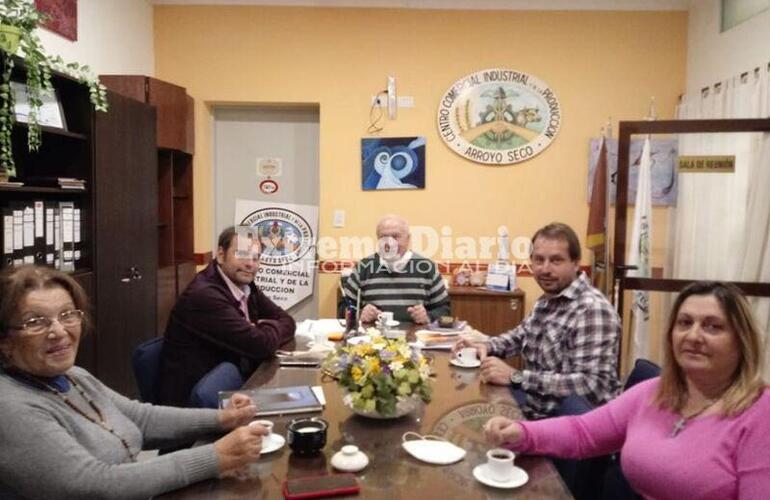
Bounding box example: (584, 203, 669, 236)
(0, 265, 269, 499)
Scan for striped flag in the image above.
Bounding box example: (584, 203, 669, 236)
(628, 137, 653, 361)
(587, 136, 608, 290)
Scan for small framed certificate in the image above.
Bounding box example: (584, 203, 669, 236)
(12, 81, 68, 130)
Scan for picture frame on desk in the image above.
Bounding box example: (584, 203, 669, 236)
(12, 82, 68, 130)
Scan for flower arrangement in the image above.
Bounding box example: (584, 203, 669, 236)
(324, 329, 432, 417)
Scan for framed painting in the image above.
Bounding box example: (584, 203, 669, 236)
(361, 136, 426, 191)
(35, 0, 78, 42)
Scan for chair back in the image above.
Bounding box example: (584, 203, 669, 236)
(623, 359, 661, 391)
(131, 337, 164, 403)
(188, 362, 244, 408)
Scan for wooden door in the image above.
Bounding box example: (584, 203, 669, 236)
(94, 91, 158, 396)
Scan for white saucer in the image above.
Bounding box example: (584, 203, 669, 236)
(261, 433, 286, 455)
(346, 335, 372, 346)
(450, 358, 481, 369)
(384, 320, 400, 327)
(472, 463, 528, 489)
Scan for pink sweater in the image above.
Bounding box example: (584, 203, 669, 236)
(514, 379, 770, 500)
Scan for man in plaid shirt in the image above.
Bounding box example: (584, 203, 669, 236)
(454, 223, 620, 419)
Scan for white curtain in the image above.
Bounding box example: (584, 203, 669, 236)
(671, 67, 770, 378)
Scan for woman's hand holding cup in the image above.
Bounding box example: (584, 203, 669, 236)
(214, 422, 269, 476)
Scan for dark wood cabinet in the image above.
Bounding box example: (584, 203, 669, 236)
(1, 57, 159, 397)
(100, 75, 193, 152)
(100, 75, 196, 335)
(449, 287, 525, 336)
(93, 91, 158, 396)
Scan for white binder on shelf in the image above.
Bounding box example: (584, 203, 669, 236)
(59, 201, 75, 272)
(22, 205, 34, 265)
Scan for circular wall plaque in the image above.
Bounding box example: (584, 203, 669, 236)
(437, 68, 562, 165)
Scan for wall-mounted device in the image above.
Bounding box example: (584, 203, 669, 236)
(387, 75, 397, 120)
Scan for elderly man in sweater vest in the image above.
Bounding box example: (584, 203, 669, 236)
(343, 215, 450, 324)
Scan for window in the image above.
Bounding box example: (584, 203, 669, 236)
(721, 0, 770, 31)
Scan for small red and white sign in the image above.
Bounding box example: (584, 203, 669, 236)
(259, 179, 279, 194)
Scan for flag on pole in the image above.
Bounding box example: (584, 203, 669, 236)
(587, 136, 608, 290)
(627, 137, 653, 361)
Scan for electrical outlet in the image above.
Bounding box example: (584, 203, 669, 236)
(387, 75, 397, 119)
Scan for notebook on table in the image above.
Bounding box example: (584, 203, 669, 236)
(219, 385, 324, 416)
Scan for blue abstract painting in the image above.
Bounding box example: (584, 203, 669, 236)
(362, 137, 426, 191)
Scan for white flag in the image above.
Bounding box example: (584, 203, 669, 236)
(628, 137, 652, 361)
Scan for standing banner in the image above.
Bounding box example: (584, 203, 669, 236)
(235, 199, 319, 310)
(627, 137, 652, 361)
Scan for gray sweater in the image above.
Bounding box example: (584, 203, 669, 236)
(0, 366, 222, 499)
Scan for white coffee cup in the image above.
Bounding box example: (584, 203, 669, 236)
(455, 347, 478, 365)
(486, 448, 515, 482)
(313, 330, 329, 346)
(377, 311, 394, 325)
(250, 419, 274, 435)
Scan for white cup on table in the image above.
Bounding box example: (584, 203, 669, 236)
(455, 347, 478, 365)
(485, 448, 516, 482)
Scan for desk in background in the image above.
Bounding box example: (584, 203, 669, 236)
(449, 287, 525, 336)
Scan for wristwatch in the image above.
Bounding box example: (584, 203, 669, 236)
(510, 370, 524, 387)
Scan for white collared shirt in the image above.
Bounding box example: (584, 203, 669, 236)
(217, 265, 252, 319)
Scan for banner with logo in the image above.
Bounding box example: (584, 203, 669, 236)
(235, 199, 319, 310)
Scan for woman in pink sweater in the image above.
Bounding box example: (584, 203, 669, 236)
(485, 281, 769, 500)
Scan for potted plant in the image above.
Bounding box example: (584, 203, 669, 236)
(323, 330, 433, 418)
(0, 0, 107, 181)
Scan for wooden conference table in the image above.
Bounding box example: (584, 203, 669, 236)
(160, 326, 572, 499)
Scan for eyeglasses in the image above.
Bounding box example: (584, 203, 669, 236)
(12, 309, 85, 336)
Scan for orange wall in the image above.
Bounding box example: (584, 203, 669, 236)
(154, 6, 687, 321)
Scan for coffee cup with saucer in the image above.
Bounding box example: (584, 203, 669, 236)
(472, 448, 529, 489)
(250, 419, 286, 454)
(450, 347, 481, 368)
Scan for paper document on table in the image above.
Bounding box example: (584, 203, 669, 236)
(414, 330, 457, 350)
(311, 385, 326, 406)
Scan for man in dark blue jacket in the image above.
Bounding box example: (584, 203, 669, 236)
(157, 226, 295, 407)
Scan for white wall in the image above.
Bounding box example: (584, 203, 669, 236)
(37, 0, 154, 76)
(687, 0, 770, 92)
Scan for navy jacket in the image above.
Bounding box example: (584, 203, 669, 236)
(157, 260, 295, 407)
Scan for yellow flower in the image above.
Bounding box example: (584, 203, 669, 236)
(351, 366, 364, 383)
(365, 357, 381, 374)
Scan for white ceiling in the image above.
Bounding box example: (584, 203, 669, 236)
(150, 0, 690, 11)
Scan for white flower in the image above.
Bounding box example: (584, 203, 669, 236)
(390, 360, 404, 371)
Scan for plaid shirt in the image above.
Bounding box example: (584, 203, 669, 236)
(487, 272, 620, 419)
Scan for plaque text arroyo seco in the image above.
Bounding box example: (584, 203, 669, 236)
(437, 68, 562, 165)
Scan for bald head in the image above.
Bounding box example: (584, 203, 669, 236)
(376, 215, 411, 261)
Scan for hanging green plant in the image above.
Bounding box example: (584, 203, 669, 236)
(0, 0, 108, 180)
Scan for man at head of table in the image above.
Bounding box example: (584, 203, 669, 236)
(343, 214, 450, 325)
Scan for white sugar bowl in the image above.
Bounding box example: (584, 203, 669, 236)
(331, 445, 369, 472)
